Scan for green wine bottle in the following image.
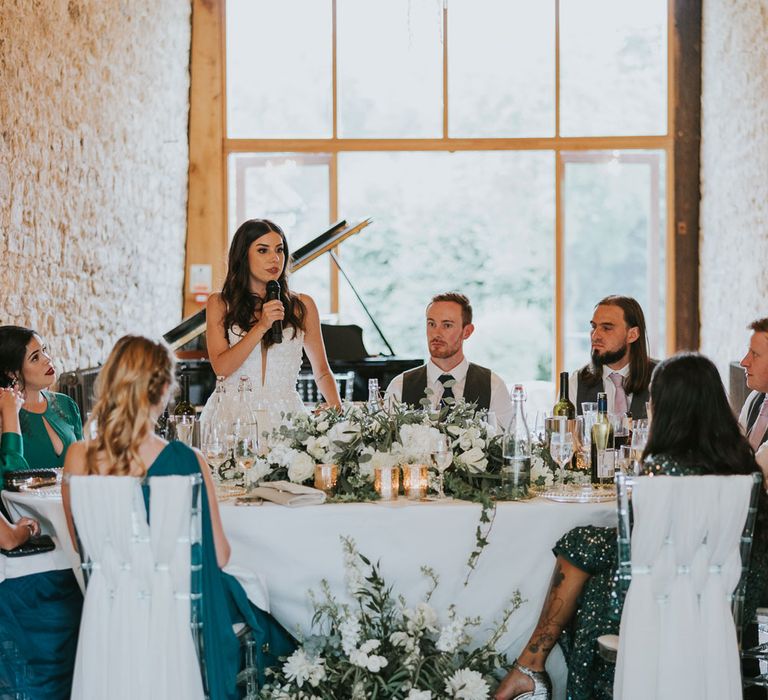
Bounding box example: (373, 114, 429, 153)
(552, 371, 576, 419)
(590, 392, 613, 484)
(174, 374, 196, 417)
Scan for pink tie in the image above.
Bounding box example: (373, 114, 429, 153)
(609, 372, 628, 415)
(749, 398, 768, 451)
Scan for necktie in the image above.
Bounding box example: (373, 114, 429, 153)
(749, 398, 768, 451)
(438, 373, 455, 404)
(609, 372, 628, 415)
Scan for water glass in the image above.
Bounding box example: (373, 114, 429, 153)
(430, 435, 453, 499)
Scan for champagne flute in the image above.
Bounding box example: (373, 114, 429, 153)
(430, 435, 453, 500)
(592, 418, 612, 485)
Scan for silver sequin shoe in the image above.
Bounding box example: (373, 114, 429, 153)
(509, 659, 552, 699)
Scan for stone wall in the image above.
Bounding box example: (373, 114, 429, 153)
(700, 0, 768, 377)
(0, 0, 191, 371)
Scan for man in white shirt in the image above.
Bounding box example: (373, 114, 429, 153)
(567, 295, 655, 418)
(737, 317, 768, 479)
(385, 292, 513, 428)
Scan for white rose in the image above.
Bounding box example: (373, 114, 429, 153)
(288, 451, 315, 483)
(327, 420, 360, 447)
(316, 420, 330, 433)
(245, 457, 272, 486)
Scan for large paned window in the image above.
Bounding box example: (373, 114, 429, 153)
(223, 0, 671, 384)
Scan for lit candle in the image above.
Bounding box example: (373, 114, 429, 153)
(314, 464, 338, 495)
(374, 466, 399, 501)
(401, 464, 429, 500)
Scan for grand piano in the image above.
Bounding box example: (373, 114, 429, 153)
(160, 219, 422, 407)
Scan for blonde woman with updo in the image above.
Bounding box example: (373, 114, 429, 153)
(62, 336, 295, 699)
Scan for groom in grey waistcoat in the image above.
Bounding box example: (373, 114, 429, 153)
(384, 292, 513, 428)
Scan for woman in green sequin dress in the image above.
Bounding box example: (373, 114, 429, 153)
(495, 353, 768, 700)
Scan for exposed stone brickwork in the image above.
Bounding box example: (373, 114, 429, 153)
(0, 0, 191, 371)
(700, 0, 768, 376)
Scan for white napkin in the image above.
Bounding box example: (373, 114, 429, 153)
(248, 480, 326, 507)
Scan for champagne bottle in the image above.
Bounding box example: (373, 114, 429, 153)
(590, 392, 613, 484)
(173, 374, 196, 417)
(552, 372, 576, 419)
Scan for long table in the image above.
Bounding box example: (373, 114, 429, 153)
(3, 488, 615, 699)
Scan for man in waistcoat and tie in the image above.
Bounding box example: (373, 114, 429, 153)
(568, 295, 656, 419)
(738, 317, 768, 479)
(384, 292, 514, 428)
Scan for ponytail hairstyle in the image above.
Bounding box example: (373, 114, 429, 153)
(220, 219, 306, 348)
(85, 335, 176, 476)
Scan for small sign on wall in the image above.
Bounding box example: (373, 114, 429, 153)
(189, 264, 212, 303)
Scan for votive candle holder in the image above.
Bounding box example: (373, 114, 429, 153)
(314, 463, 338, 495)
(401, 463, 429, 500)
(374, 466, 400, 501)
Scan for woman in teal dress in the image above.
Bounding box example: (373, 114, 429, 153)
(0, 325, 82, 488)
(62, 335, 295, 699)
(495, 353, 768, 700)
(0, 373, 83, 700)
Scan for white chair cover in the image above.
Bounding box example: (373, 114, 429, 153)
(614, 475, 754, 700)
(69, 475, 204, 700)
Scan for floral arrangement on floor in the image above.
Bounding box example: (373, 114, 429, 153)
(260, 537, 524, 700)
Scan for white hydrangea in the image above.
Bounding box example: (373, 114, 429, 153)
(397, 424, 443, 463)
(445, 668, 490, 700)
(282, 648, 326, 688)
(287, 451, 316, 483)
(269, 444, 299, 469)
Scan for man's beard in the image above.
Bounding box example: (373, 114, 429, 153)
(591, 344, 628, 367)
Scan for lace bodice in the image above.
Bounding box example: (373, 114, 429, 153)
(200, 327, 307, 438)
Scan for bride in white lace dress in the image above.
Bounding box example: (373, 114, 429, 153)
(201, 219, 341, 437)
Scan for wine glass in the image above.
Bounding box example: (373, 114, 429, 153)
(549, 422, 574, 488)
(202, 421, 228, 482)
(233, 436, 257, 488)
(430, 434, 453, 500)
(171, 414, 196, 447)
(630, 420, 649, 474)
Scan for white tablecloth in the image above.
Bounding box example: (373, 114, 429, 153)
(221, 497, 616, 699)
(2, 487, 79, 584)
(2, 487, 616, 698)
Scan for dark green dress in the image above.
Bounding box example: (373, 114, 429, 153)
(0, 428, 83, 699)
(554, 455, 768, 700)
(145, 442, 295, 699)
(16, 391, 82, 474)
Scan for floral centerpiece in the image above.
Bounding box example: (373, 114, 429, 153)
(260, 537, 523, 700)
(249, 398, 508, 504)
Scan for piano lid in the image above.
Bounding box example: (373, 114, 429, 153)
(164, 219, 373, 351)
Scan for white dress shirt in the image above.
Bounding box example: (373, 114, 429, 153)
(740, 392, 768, 487)
(568, 362, 631, 414)
(385, 358, 514, 429)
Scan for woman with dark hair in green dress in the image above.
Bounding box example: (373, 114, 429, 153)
(0, 327, 84, 699)
(495, 353, 768, 700)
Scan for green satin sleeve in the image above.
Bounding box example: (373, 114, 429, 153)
(1, 432, 30, 488)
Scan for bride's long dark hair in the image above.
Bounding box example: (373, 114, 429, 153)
(220, 219, 306, 349)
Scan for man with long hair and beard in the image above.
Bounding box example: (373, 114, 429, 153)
(569, 295, 655, 419)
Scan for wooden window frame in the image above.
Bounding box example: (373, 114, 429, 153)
(186, 0, 700, 374)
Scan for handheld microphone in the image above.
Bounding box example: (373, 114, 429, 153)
(265, 280, 283, 344)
